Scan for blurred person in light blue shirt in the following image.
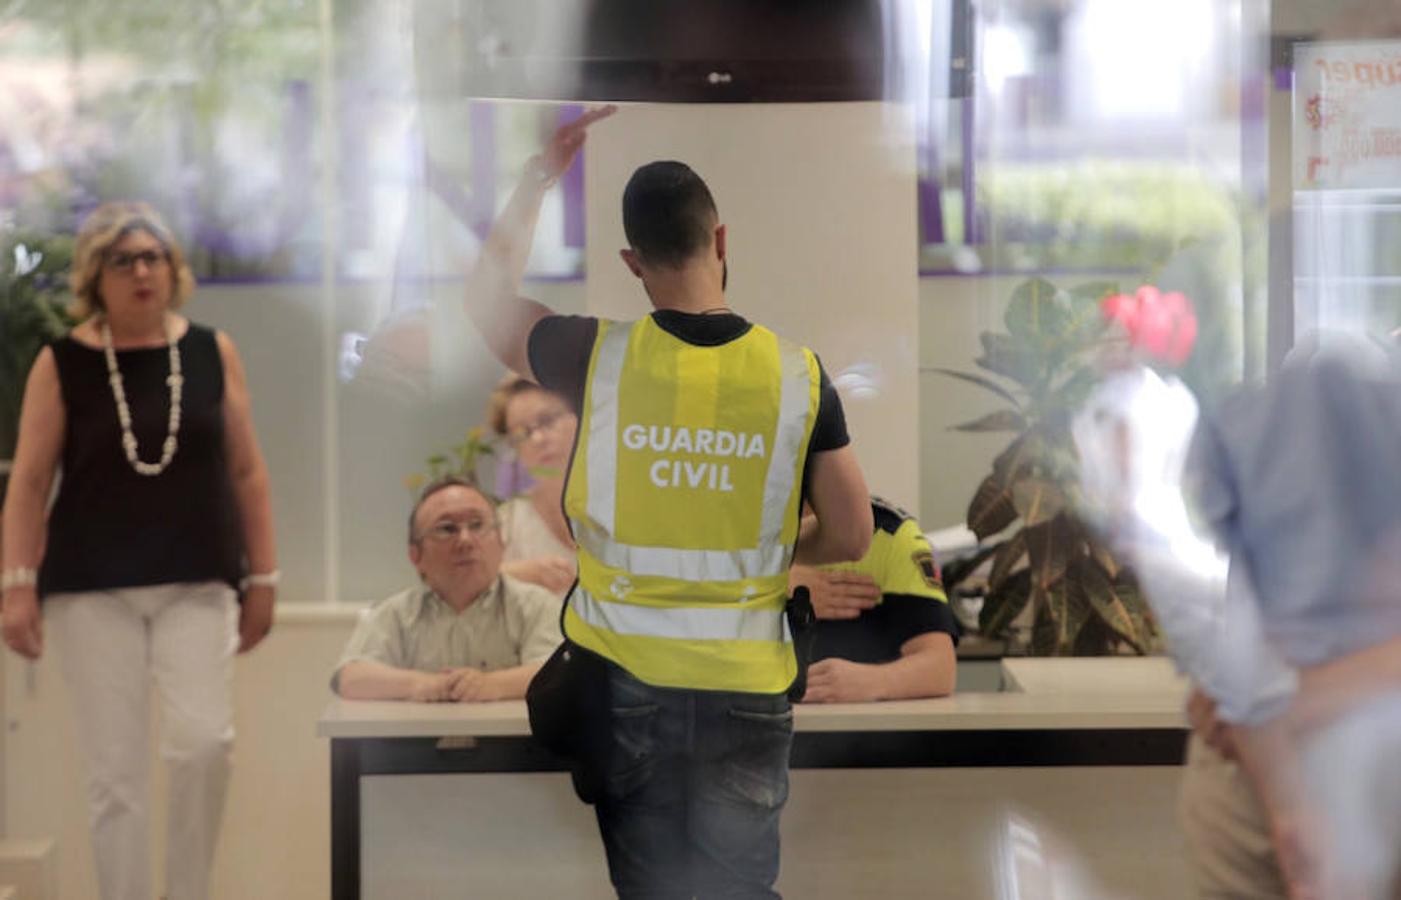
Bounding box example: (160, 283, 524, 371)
(1076, 331, 1401, 899)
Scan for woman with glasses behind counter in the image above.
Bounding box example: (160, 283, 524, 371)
(486, 375, 580, 596)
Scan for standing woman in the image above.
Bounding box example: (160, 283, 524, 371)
(487, 375, 577, 595)
(0, 202, 277, 900)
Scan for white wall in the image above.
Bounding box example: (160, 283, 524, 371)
(585, 102, 922, 510)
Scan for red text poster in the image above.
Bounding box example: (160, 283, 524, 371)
(1294, 41, 1401, 189)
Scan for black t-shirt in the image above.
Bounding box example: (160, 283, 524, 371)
(528, 311, 851, 467)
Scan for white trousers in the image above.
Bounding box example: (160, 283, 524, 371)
(47, 581, 238, 900)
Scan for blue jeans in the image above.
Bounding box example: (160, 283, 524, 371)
(594, 665, 794, 900)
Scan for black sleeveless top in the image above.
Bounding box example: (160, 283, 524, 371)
(39, 323, 244, 597)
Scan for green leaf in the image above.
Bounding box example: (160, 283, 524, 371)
(987, 531, 1027, 593)
(1004, 277, 1071, 340)
(1067, 280, 1120, 304)
(1089, 539, 1122, 580)
(1072, 616, 1113, 655)
(992, 429, 1050, 481)
(1030, 580, 1090, 656)
(1112, 581, 1159, 653)
(979, 569, 1032, 638)
(1025, 517, 1069, 590)
(1061, 282, 1118, 345)
(1071, 558, 1146, 653)
(929, 367, 1022, 408)
(975, 332, 1043, 390)
(1012, 477, 1066, 527)
(967, 472, 1019, 541)
(952, 409, 1027, 433)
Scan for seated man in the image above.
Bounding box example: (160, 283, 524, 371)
(790, 497, 959, 702)
(332, 475, 564, 702)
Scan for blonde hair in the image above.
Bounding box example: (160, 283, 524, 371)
(68, 202, 196, 320)
(486, 374, 552, 436)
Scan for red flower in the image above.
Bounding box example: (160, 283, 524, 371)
(1100, 285, 1197, 367)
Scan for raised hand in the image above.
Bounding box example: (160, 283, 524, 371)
(537, 105, 618, 182)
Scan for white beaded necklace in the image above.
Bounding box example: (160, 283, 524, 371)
(100, 314, 183, 477)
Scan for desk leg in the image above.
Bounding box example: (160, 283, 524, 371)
(331, 738, 361, 900)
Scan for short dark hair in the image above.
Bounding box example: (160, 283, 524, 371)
(622, 161, 719, 268)
(407, 475, 493, 544)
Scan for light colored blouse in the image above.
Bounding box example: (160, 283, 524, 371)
(499, 495, 574, 562)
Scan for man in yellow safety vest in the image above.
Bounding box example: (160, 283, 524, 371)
(464, 107, 872, 898)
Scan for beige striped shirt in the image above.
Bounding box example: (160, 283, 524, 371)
(332, 575, 563, 690)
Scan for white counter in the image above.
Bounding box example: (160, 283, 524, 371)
(317, 656, 1189, 739)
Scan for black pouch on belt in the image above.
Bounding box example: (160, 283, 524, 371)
(785, 585, 817, 702)
(526, 633, 612, 803)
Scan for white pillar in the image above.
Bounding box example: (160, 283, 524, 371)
(585, 102, 920, 508)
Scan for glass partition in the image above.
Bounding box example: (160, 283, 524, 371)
(1, 0, 1273, 603)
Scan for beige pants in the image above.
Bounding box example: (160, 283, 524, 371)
(1181, 726, 1401, 900)
(47, 582, 238, 900)
(1179, 733, 1289, 899)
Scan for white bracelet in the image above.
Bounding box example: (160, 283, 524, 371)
(1, 567, 38, 591)
(240, 569, 281, 591)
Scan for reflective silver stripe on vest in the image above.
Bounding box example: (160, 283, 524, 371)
(584, 321, 634, 533)
(757, 342, 814, 546)
(577, 529, 789, 581)
(572, 587, 790, 644)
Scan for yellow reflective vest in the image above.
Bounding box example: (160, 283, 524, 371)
(563, 316, 821, 693)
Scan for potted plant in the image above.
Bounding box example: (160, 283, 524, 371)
(403, 426, 502, 501)
(0, 230, 75, 507)
(937, 277, 1161, 656)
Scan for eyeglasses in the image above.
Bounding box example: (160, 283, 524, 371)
(420, 518, 496, 543)
(506, 408, 572, 448)
(105, 249, 168, 274)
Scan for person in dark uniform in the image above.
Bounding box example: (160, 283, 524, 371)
(790, 497, 958, 702)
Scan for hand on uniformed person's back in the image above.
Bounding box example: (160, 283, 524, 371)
(789, 566, 879, 621)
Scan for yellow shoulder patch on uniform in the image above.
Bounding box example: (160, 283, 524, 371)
(912, 548, 942, 589)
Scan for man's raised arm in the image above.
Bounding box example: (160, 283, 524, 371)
(464, 105, 616, 379)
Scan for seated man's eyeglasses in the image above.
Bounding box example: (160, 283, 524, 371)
(506, 409, 571, 448)
(106, 249, 169, 273)
(422, 518, 496, 543)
